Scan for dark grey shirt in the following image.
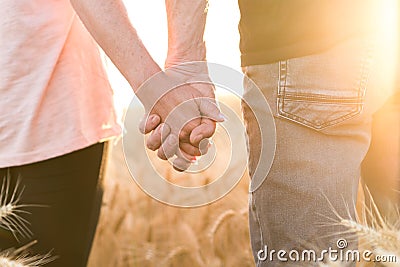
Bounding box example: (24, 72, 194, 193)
(239, 0, 377, 66)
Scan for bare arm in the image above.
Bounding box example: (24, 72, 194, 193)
(70, 0, 160, 91)
(165, 0, 208, 67)
(70, 0, 221, 170)
(164, 0, 221, 148)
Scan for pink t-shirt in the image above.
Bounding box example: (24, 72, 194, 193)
(0, 0, 121, 167)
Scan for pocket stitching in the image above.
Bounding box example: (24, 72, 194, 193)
(276, 44, 372, 130)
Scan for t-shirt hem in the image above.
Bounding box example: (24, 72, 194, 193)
(0, 125, 121, 168)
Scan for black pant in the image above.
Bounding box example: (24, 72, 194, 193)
(0, 142, 105, 267)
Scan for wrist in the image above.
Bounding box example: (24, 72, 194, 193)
(165, 42, 206, 68)
(135, 71, 177, 112)
(126, 61, 162, 92)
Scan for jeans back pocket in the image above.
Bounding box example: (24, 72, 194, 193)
(277, 38, 373, 130)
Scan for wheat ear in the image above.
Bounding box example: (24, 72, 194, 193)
(0, 241, 56, 267)
(0, 173, 37, 240)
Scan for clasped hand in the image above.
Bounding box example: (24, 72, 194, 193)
(136, 63, 224, 171)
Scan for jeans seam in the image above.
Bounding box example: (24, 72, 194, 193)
(250, 192, 264, 266)
(277, 60, 288, 118)
(358, 38, 374, 100)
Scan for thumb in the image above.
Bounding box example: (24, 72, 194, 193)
(197, 97, 225, 122)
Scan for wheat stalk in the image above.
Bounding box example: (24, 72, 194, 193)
(318, 188, 400, 266)
(0, 241, 55, 267)
(208, 209, 236, 244)
(161, 246, 188, 265)
(340, 189, 400, 257)
(0, 174, 55, 266)
(0, 173, 37, 240)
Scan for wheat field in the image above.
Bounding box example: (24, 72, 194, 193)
(87, 96, 255, 267)
(87, 94, 400, 267)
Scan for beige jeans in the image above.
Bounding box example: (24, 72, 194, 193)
(241, 35, 399, 266)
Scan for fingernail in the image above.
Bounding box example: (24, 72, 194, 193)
(159, 125, 167, 141)
(150, 115, 158, 123)
(199, 139, 209, 154)
(218, 113, 227, 122)
(147, 143, 155, 151)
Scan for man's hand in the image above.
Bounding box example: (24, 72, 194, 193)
(139, 74, 223, 171)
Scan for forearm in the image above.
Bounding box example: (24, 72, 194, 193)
(165, 0, 208, 67)
(70, 0, 160, 91)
